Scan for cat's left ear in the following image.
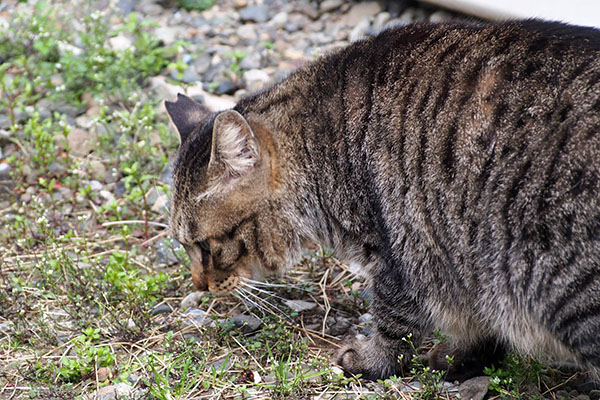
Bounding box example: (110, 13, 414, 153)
(165, 93, 212, 144)
(209, 110, 259, 180)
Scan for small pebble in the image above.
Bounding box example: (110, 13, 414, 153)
(181, 291, 205, 310)
(97, 367, 112, 382)
(283, 299, 317, 312)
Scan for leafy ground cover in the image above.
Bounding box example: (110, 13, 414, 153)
(0, 1, 595, 399)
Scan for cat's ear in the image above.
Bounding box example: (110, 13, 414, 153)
(164, 93, 212, 144)
(209, 110, 259, 180)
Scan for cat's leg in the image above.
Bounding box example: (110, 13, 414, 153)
(336, 283, 429, 380)
(427, 337, 507, 382)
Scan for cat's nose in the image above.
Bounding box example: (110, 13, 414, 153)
(191, 264, 209, 291)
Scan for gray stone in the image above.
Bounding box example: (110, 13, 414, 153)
(99, 190, 115, 204)
(151, 303, 172, 316)
(126, 373, 140, 385)
(385, 18, 411, 30)
(399, 8, 416, 23)
(210, 356, 232, 371)
(55, 102, 85, 118)
(239, 5, 269, 23)
(145, 187, 161, 206)
(138, 0, 162, 16)
(342, 2, 382, 26)
(0, 129, 11, 143)
(155, 26, 180, 46)
(151, 193, 168, 213)
(243, 69, 270, 91)
(88, 180, 103, 192)
(14, 110, 28, 123)
(284, 299, 317, 312)
(239, 52, 262, 70)
(589, 390, 600, 400)
(38, 106, 52, 120)
(67, 128, 96, 156)
(117, 0, 136, 14)
(237, 24, 258, 41)
(149, 76, 184, 100)
(114, 181, 126, 197)
(108, 34, 133, 51)
(75, 116, 93, 130)
(48, 162, 64, 174)
(284, 22, 300, 33)
(0, 115, 11, 130)
(182, 307, 210, 327)
(0, 322, 10, 332)
(297, 3, 319, 20)
(373, 12, 391, 31)
(309, 32, 333, 45)
(328, 318, 350, 336)
(181, 291, 205, 310)
(87, 159, 107, 181)
(349, 18, 371, 42)
(271, 11, 288, 26)
(155, 237, 182, 266)
(576, 395, 591, 400)
(84, 383, 135, 400)
(320, 0, 343, 13)
(229, 314, 262, 333)
(429, 10, 453, 22)
(193, 53, 213, 75)
(182, 67, 202, 84)
(458, 376, 490, 400)
(358, 313, 372, 323)
(0, 163, 11, 177)
(160, 161, 173, 185)
(215, 80, 236, 95)
(188, 86, 236, 112)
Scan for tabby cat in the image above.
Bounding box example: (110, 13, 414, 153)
(166, 20, 600, 380)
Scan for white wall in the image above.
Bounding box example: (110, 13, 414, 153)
(422, 0, 600, 28)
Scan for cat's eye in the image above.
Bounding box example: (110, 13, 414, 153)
(196, 240, 210, 252)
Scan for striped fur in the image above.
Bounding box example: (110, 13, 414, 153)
(168, 20, 600, 380)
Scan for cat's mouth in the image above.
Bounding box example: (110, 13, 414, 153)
(209, 274, 241, 294)
(192, 262, 257, 294)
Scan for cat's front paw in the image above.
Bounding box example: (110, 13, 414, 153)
(336, 336, 405, 380)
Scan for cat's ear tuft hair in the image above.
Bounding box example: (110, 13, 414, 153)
(210, 110, 259, 180)
(165, 93, 212, 144)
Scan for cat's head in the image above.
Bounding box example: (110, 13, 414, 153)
(165, 94, 294, 293)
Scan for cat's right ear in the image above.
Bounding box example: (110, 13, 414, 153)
(164, 93, 212, 144)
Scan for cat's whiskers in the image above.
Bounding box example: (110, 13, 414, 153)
(237, 286, 288, 317)
(240, 277, 311, 292)
(238, 281, 290, 303)
(240, 277, 288, 288)
(234, 288, 274, 316)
